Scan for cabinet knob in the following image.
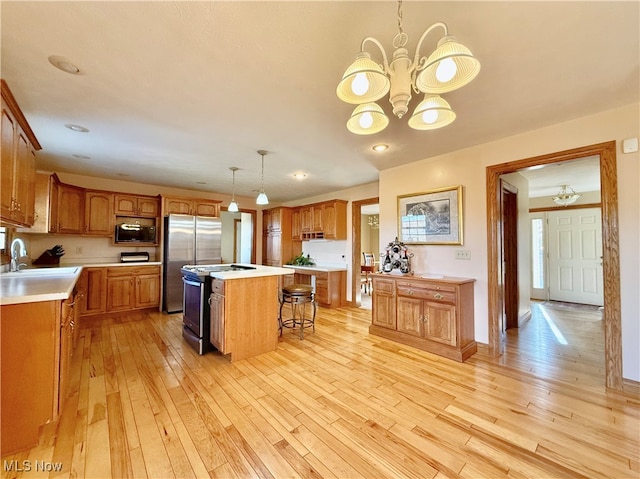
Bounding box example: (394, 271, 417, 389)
(408, 290, 413, 295)
(434, 293, 443, 300)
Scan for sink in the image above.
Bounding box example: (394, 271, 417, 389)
(0, 267, 80, 278)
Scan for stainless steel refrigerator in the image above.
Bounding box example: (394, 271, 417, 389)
(162, 214, 222, 313)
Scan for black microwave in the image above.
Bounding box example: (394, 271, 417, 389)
(115, 223, 156, 244)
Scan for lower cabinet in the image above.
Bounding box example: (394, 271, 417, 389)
(59, 291, 80, 412)
(80, 265, 160, 316)
(209, 279, 225, 352)
(285, 268, 346, 308)
(106, 266, 160, 312)
(370, 274, 476, 362)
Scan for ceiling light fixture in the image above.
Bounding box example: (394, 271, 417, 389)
(368, 215, 379, 229)
(255, 150, 269, 205)
(65, 123, 89, 132)
(48, 55, 80, 74)
(337, 0, 480, 135)
(553, 184, 581, 206)
(228, 166, 240, 212)
(372, 144, 389, 152)
(293, 172, 307, 180)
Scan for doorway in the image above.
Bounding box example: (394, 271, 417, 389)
(500, 179, 519, 331)
(486, 141, 622, 389)
(351, 197, 379, 307)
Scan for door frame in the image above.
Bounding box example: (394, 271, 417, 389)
(352, 197, 379, 306)
(486, 141, 622, 389)
(500, 179, 519, 330)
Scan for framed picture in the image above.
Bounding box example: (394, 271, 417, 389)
(397, 185, 463, 245)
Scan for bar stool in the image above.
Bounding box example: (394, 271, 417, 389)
(279, 284, 316, 339)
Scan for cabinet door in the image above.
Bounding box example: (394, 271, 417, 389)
(291, 208, 301, 240)
(57, 184, 85, 234)
(314, 272, 329, 305)
(265, 233, 282, 265)
(135, 274, 160, 308)
(85, 191, 113, 235)
(194, 200, 219, 217)
(373, 291, 396, 329)
(0, 103, 15, 221)
(424, 302, 457, 346)
(269, 208, 282, 231)
(114, 194, 137, 215)
(209, 292, 225, 352)
(106, 276, 135, 311)
(311, 205, 323, 231)
(137, 197, 159, 217)
(49, 177, 59, 233)
(396, 296, 423, 337)
(165, 198, 193, 215)
(80, 268, 107, 316)
(14, 130, 35, 225)
(300, 206, 312, 232)
(59, 296, 76, 412)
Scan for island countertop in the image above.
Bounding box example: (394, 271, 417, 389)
(282, 264, 347, 272)
(208, 264, 292, 280)
(0, 266, 83, 306)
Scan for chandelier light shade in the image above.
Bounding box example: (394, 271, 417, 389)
(336, 0, 480, 135)
(347, 103, 390, 135)
(407, 95, 456, 130)
(368, 215, 379, 229)
(255, 150, 269, 205)
(553, 185, 581, 206)
(228, 166, 239, 212)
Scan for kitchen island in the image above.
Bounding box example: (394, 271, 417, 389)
(203, 264, 292, 362)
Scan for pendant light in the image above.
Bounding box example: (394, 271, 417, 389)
(256, 150, 269, 205)
(552, 184, 581, 206)
(228, 167, 239, 212)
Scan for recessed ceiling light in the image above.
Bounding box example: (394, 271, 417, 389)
(72, 154, 91, 160)
(65, 123, 89, 133)
(48, 55, 80, 74)
(372, 144, 389, 152)
(293, 173, 307, 180)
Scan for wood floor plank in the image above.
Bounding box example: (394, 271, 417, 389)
(2, 303, 638, 479)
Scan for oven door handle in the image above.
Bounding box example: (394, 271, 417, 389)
(183, 278, 204, 288)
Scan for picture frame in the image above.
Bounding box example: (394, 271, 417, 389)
(397, 185, 463, 245)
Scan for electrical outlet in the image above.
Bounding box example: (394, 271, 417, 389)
(455, 249, 470, 260)
(76, 246, 83, 255)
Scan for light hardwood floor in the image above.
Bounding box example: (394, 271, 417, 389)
(2, 303, 639, 479)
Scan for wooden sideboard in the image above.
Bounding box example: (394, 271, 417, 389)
(370, 273, 476, 362)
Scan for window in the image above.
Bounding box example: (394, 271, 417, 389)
(531, 218, 545, 289)
(0, 227, 6, 253)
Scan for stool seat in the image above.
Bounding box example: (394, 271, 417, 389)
(279, 284, 316, 339)
(282, 284, 313, 295)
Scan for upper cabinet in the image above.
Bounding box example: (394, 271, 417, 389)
(1, 80, 41, 227)
(294, 200, 347, 240)
(163, 195, 220, 217)
(85, 190, 114, 235)
(114, 194, 159, 218)
(56, 183, 85, 234)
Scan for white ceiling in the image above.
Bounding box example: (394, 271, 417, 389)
(1, 2, 638, 203)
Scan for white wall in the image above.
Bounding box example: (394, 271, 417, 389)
(379, 102, 639, 381)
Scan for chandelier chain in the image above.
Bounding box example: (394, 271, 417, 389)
(394, 0, 408, 48)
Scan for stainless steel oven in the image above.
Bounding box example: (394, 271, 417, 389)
(182, 276, 212, 354)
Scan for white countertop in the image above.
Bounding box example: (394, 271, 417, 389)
(1, 266, 83, 306)
(63, 261, 162, 267)
(209, 264, 292, 280)
(282, 264, 347, 272)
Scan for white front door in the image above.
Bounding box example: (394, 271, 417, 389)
(548, 208, 603, 305)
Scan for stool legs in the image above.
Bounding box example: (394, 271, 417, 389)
(279, 292, 316, 339)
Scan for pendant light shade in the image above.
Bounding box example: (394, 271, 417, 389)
(256, 150, 269, 205)
(415, 35, 481, 94)
(407, 95, 456, 130)
(228, 166, 239, 212)
(553, 185, 581, 206)
(336, 52, 390, 104)
(346, 102, 389, 135)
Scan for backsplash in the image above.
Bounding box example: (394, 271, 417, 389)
(300, 240, 348, 267)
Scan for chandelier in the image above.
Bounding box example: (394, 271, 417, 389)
(368, 215, 379, 229)
(336, 0, 480, 135)
(553, 185, 581, 206)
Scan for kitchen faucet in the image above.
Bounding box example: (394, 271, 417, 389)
(10, 237, 27, 272)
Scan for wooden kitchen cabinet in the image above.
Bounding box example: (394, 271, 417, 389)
(84, 190, 114, 235)
(291, 208, 302, 241)
(18, 172, 56, 233)
(369, 274, 477, 362)
(285, 267, 346, 308)
(262, 207, 300, 266)
(297, 200, 347, 240)
(106, 265, 160, 312)
(57, 182, 85, 234)
(79, 267, 107, 316)
(208, 275, 279, 362)
(114, 194, 159, 217)
(209, 279, 225, 352)
(163, 195, 220, 217)
(1, 80, 40, 227)
(59, 291, 80, 412)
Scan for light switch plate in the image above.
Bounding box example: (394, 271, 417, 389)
(455, 249, 471, 260)
(622, 137, 638, 154)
